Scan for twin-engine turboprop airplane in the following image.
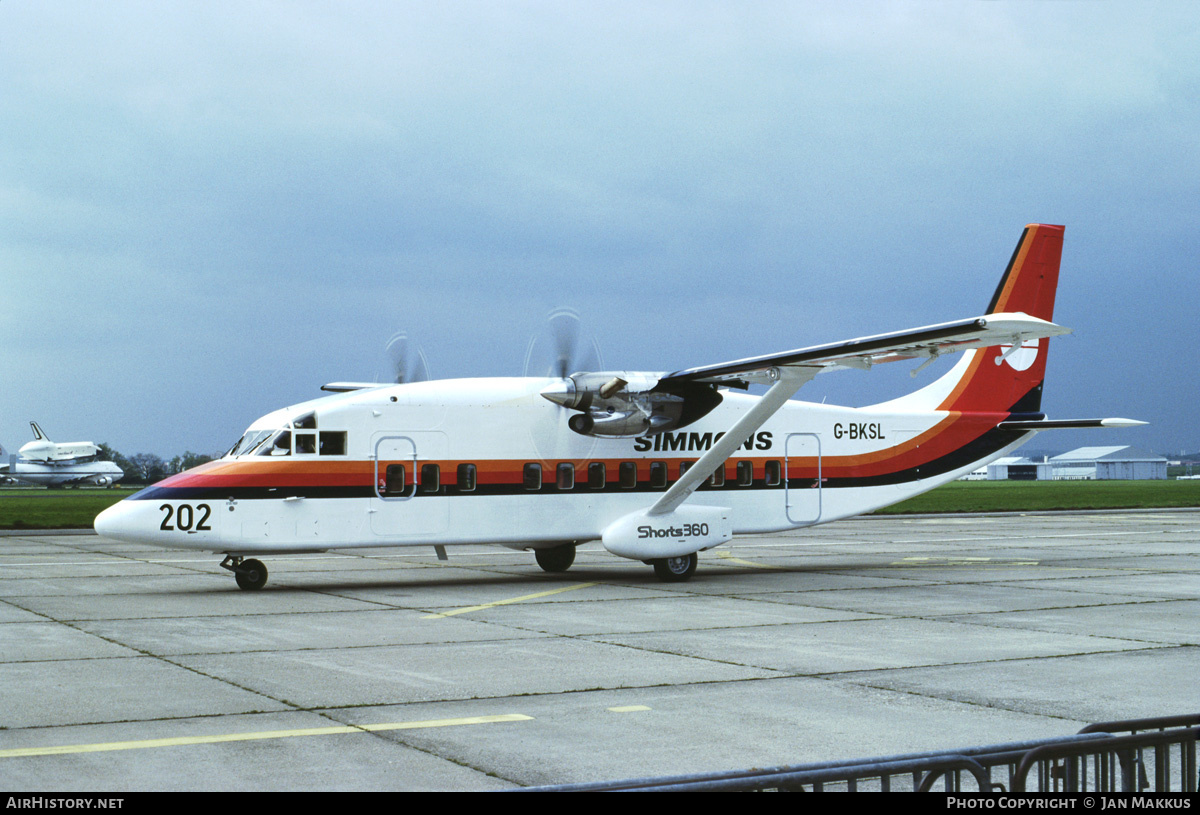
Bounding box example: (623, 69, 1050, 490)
(95, 224, 1141, 589)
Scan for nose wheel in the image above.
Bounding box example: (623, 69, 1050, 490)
(220, 555, 269, 591)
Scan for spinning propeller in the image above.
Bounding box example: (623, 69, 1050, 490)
(522, 308, 602, 380)
(385, 331, 430, 384)
(526, 309, 720, 438)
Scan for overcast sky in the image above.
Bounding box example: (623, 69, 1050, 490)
(2, 1, 1197, 460)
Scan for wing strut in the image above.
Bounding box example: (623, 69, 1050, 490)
(648, 366, 817, 517)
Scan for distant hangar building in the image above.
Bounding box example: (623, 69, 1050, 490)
(985, 456, 1053, 481)
(974, 446, 1168, 481)
(1049, 446, 1168, 481)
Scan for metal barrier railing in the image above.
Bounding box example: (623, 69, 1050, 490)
(1013, 713, 1200, 793)
(519, 713, 1199, 792)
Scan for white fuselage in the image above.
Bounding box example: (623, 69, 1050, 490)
(94, 376, 1031, 557)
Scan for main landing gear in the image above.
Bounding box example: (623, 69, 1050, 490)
(221, 555, 268, 591)
(651, 552, 698, 583)
(534, 544, 699, 583)
(534, 543, 576, 573)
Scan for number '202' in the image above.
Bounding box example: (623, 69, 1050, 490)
(159, 503, 212, 532)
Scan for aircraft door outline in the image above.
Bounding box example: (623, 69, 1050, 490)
(370, 431, 449, 538)
(785, 432, 822, 526)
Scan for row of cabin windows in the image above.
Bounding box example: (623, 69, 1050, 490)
(380, 460, 782, 497)
(522, 460, 783, 490)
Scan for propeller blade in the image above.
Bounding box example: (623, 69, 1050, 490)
(525, 308, 602, 379)
(386, 331, 430, 384)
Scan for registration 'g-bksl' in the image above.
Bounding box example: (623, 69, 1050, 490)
(96, 225, 1142, 589)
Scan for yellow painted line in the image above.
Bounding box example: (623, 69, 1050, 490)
(608, 706, 651, 713)
(891, 557, 1039, 567)
(421, 582, 598, 618)
(0, 713, 533, 759)
(716, 550, 783, 570)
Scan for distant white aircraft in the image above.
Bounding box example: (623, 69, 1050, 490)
(1, 423, 123, 488)
(96, 224, 1142, 589)
(19, 422, 101, 463)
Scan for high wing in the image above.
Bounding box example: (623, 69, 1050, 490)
(644, 312, 1071, 516)
(658, 312, 1069, 388)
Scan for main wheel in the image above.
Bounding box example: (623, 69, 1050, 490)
(652, 552, 698, 582)
(534, 544, 576, 573)
(235, 558, 268, 590)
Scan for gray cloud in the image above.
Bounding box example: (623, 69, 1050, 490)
(2, 1, 1196, 456)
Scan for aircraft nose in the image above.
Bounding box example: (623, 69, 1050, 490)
(94, 500, 137, 542)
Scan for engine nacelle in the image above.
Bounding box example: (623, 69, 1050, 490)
(93, 475, 112, 487)
(601, 505, 732, 560)
(542, 373, 722, 439)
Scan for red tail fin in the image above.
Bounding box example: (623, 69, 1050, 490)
(938, 224, 1065, 414)
(985, 224, 1064, 320)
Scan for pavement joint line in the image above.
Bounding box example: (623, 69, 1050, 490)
(421, 582, 599, 618)
(0, 713, 534, 759)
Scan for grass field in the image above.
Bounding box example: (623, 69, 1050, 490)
(875, 479, 1200, 514)
(0, 488, 135, 530)
(2, 480, 1200, 530)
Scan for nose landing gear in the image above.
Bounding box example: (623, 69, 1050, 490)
(220, 555, 269, 591)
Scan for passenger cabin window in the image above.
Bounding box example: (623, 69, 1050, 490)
(524, 463, 542, 491)
(736, 460, 753, 486)
(679, 461, 693, 478)
(556, 463, 574, 490)
(588, 462, 606, 490)
(709, 465, 725, 487)
(318, 431, 346, 456)
(765, 460, 782, 486)
(420, 464, 440, 494)
(650, 461, 667, 489)
(619, 461, 637, 489)
(457, 463, 477, 492)
(384, 464, 407, 496)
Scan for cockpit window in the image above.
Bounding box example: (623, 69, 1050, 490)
(294, 412, 317, 430)
(256, 430, 292, 456)
(227, 429, 273, 458)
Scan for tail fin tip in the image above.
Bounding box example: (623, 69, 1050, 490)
(985, 223, 1065, 321)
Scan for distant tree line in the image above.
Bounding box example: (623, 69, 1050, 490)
(98, 444, 219, 485)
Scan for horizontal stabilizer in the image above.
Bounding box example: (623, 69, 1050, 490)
(997, 417, 1147, 430)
